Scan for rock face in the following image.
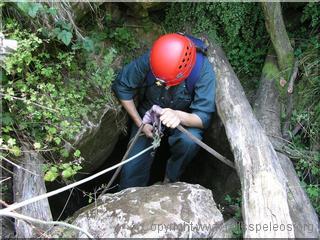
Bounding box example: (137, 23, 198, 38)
(54, 182, 224, 238)
(70, 107, 125, 173)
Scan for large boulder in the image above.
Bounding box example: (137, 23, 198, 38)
(51, 182, 225, 238)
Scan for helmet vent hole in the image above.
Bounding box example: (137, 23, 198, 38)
(189, 52, 191, 55)
(184, 64, 187, 67)
(187, 58, 190, 61)
(179, 65, 182, 69)
(185, 52, 187, 56)
(182, 59, 185, 62)
(187, 46, 189, 50)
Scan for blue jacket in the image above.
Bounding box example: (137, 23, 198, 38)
(112, 51, 216, 129)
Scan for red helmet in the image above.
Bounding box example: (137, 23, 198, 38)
(150, 33, 196, 87)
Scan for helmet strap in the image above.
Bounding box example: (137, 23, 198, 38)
(155, 78, 166, 87)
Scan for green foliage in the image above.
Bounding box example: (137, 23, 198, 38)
(164, 2, 268, 81)
(44, 163, 82, 182)
(224, 192, 243, 238)
(17, 2, 43, 18)
(15, 3, 74, 46)
(108, 27, 139, 52)
(301, 3, 320, 30)
(290, 31, 320, 214)
(1, 19, 116, 181)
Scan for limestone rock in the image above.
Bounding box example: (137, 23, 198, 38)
(70, 106, 125, 173)
(52, 182, 224, 238)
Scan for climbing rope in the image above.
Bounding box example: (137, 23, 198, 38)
(0, 105, 234, 215)
(104, 105, 234, 194)
(0, 144, 158, 214)
(104, 123, 145, 191)
(104, 114, 164, 193)
(145, 105, 235, 169)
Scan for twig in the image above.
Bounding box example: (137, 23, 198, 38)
(56, 188, 74, 221)
(0, 155, 38, 176)
(0, 199, 49, 237)
(0, 93, 59, 112)
(282, 59, 299, 139)
(40, 188, 74, 238)
(287, 59, 299, 93)
(0, 164, 16, 176)
(0, 145, 154, 214)
(292, 122, 303, 136)
(0, 211, 94, 238)
(0, 177, 11, 184)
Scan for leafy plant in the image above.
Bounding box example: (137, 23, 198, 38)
(290, 20, 320, 214)
(1, 19, 117, 181)
(224, 192, 243, 238)
(43, 163, 83, 182)
(108, 27, 139, 52)
(301, 2, 320, 30)
(164, 2, 268, 82)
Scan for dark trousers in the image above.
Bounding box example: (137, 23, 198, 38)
(119, 124, 203, 190)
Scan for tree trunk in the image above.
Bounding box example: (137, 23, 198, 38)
(254, 53, 320, 238)
(207, 41, 294, 238)
(261, 2, 294, 81)
(0, 163, 15, 238)
(13, 144, 52, 238)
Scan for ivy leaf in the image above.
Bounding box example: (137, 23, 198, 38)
(17, 3, 43, 18)
(27, 3, 43, 18)
(44, 170, 59, 182)
(7, 138, 16, 146)
(62, 168, 74, 179)
(60, 149, 69, 158)
(57, 30, 72, 46)
(54, 137, 61, 145)
(82, 37, 94, 52)
(34, 142, 41, 149)
(50, 166, 58, 172)
(74, 149, 81, 158)
(61, 163, 71, 169)
(47, 7, 57, 16)
(48, 127, 57, 135)
(10, 146, 21, 157)
(2, 113, 13, 126)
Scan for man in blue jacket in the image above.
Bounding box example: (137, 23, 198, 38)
(112, 33, 216, 189)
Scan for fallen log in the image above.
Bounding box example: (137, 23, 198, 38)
(254, 54, 320, 238)
(13, 144, 52, 238)
(207, 40, 294, 238)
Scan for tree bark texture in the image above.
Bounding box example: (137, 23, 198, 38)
(207, 41, 294, 238)
(0, 163, 15, 238)
(254, 54, 320, 238)
(13, 144, 52, 238)
(261, 2, 294, 81)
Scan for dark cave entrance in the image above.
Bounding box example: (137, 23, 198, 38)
(47, 114, 240, 220)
